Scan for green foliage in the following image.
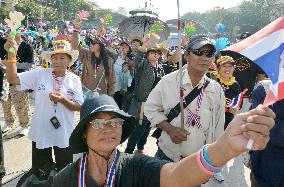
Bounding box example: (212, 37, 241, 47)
(150, 22, 164, 33)
(0, 4, 10, 21)
(180, 0, 284, 39)
(184, 22, 196, 36)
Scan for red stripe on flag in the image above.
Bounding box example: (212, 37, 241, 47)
(263, 82, 284, 106)
(226, 16, 284, 52)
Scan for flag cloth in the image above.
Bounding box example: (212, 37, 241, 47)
(225, 16, 284, 106)
(226, 89, 248, 109)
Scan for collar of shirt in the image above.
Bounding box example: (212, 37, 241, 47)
(181, 65, 206, 89)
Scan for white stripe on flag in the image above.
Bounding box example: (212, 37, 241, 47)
(240, 29, 284, 61)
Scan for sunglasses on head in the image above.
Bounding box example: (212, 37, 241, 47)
(191, 49, 216, 58)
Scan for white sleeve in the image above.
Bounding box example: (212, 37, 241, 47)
(144, 80, 168, 127)
(214, 84, 225, 140)
(18, 68, 42, 91)
(73, 77, 84, 105)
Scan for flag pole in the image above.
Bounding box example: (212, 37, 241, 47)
(177, 0, 185, 129)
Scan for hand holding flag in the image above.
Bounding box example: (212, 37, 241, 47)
(4, 11, 25, 52)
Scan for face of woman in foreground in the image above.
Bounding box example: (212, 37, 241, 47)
(86, 112, 122, 154)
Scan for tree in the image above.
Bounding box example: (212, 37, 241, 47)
(0, 3, 10, 21)
(238, 0, 284, 34)
(14, 0, 41, 21)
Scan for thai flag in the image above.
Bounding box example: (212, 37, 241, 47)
(226, 89, 248, 109)
(226, 16, 284, 106)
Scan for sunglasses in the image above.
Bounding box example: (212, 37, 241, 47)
(191, 49, 216, 58)
(90, 118, 124, 130)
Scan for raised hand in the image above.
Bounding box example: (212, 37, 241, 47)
(218, 105, 275, 158)
(4, 35, 18, 56)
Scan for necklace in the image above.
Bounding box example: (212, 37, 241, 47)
(213, 72, 236, 86)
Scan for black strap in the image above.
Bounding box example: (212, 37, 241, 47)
(151, 80, 210, 139)
(166, 79, 210, 123)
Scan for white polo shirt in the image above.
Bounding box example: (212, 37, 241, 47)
(18, 68, 84, 149)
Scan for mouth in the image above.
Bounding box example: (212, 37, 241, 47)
(99, 137, 116, 143)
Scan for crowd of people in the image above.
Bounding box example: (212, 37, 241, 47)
(0, 13, 282, 187)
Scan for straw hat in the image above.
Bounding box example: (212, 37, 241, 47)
(216, 55, 236, 67)
(42, 40, 79, 67)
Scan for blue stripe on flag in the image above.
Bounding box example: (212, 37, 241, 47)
(254, 42, 284, 84)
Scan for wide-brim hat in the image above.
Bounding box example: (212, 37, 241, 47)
(69, 95, 136, 154)
(42, 40, 79, 67)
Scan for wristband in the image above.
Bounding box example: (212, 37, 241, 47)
(196, 149, 214, 176)
(196, 145, 223, 175)
(200, 145, 222, 173)
(202, 144, 214, 165)
(5, 60, 17, 63)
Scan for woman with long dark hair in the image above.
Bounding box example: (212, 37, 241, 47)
(71, 31, 115, 96)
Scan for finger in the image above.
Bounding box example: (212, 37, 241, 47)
(240, 123, 270, 136)
(173, 140, 182, 144)
(237, 105, 275, 121)
(172, 137, 182, 144)
(243, 131, 269, 150)
(182, 129, 190, 135)
(175, 133, 187, 141)
(172, 132, 187, 141)
(176, 129, 188, 139)
(250, 105, 275, 119)
(247, 115, 275, 130)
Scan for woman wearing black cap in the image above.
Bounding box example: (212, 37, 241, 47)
(24, 94, 275, 187)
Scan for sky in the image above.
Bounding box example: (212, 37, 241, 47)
(92, 0, 245, 21)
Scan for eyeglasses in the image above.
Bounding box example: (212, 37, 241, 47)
(191, 49, 216, 58)
(90, 118, 124, 130)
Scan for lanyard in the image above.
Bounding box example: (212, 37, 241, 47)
(78, 149, 120, 187)
(51, 71, 66, 113)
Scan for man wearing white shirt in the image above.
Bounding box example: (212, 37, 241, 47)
(144, 35, 225, 183)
